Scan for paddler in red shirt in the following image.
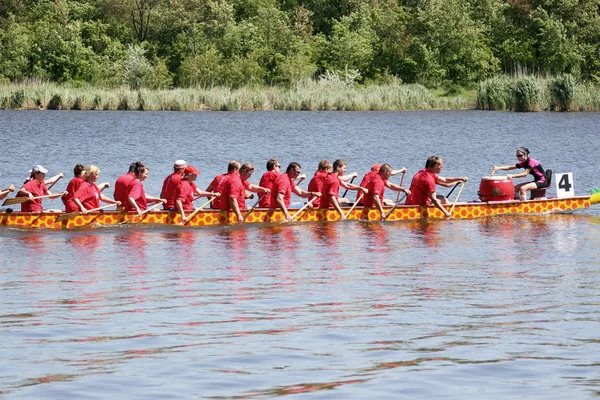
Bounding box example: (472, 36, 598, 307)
(73, 165, 121, 213)
(175, 165, 219, 222)
(405, 156, 468, 218)
(219, 161, 246, 222)
(17, 165, 67, 212)
(160, 159, 187, 210)
(271, 162, 320, 221)
(363, 163, 410, 220)
(62, 163, 86, 212)
(356, 164, 407, 205)
(320, 159, 368, 220)
(125, 164, 166, 215)
(239, 163, 270, 208)
(258, 159, 281, 208)
(307, 160, 332, 208)
(114, 162, 143, 209)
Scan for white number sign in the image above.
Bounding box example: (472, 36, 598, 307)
(555, 172, 574, 198)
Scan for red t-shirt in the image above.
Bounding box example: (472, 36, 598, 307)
(74, 181, 101, 210)
(209, 173, 229, 209)
(62, 176, 85, 212)
(270, 173, 296, 208)
(320, 173, 341, 209)
(114, 172, 135, 204)
(125, 179, 147, 211)
(175, 180, 197, 211)
(357, 170, 378, 202)
(20, 179, 49, 212)
(405, 169, 437, 206)
(363, 174, 386, 207)
(160, 172, 182, 209)
(308, 170, 328, 208)
(221, 172, 245, 211)
(258, 170, 279, 208)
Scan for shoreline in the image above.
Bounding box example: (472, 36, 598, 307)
(1, 77, 599, 112)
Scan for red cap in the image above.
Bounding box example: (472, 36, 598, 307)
(371, 164, 381, 171)
(184, 166, 200, 175)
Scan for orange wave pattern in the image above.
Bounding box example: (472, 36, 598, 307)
(0, 196, 592, 229)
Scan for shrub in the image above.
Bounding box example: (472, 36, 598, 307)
(549, 74, 576, 111)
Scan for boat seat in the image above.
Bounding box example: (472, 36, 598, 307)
(530, 169, 552, 200)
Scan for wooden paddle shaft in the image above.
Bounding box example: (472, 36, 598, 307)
(291, 196, 317, 220)
(180, 196, 216, 225)
(448, 183, 465, 216)
(344, 192, 363, 218)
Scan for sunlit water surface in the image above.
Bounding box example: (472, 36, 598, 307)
(1, 111, 600, 398)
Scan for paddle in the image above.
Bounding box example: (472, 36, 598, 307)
(55, 204, 115, 222)
(448, 182, 466, 218)
(446, 182, 460, 199)
(290, 196, 317, 221)
(341, 175, 356, 199)
(179, 196, 216, 226)
(243, 193, 266, 222)
(383, 193, 407, 221)
(45, 173, 63, 191)
(120, 201, 164, 225)
(344, 192, 363, 219)
(2, 193, 61, 206)
(394, 171, 406, 203)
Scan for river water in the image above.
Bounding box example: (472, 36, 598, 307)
(1, 111, 600, 398)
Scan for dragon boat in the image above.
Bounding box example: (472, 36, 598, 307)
(1, 189, 599, 229)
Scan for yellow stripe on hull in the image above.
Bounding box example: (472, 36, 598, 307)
(0, 196, 594, 229)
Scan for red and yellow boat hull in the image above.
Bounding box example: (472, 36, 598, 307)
(0, 195, 597, 229)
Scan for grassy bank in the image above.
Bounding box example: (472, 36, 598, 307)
(477, 75, 600, 111)
(3, 77, 599, 112)
(0, 80, 470, 111)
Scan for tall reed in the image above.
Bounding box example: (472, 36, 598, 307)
(0, 80, 469, 111)
(477, 75, 600, 111)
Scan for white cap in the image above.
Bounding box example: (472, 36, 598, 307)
(30, 165, 49, 174)
(174, 159, 187, 169)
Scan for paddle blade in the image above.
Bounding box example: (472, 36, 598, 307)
(2, 197, 28, 206)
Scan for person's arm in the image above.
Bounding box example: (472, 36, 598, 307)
(390, 167, 407, 177)
(100, 194, 120, 206)
(506, 169, 531, 180)
(128, 196, 142, 215)
(276, 192, 292, 221)
(0, 184, 15, 200)
(385, 182, 411, 196)
(145, 194, 167, 204)
(492, 165, 517, 173)
(194, 187, 220, 198)
(340, 180, 368, 194)
(74, 198, 88, 213)
(96, 182, 110, 192)
(292, 185, 320, 199)
(430, 190, 451, 218)
(341, 172, 358, 182)
(330, 195, 345, 220)
(246, 183, 270, 194)
(44, 173, 64, 186)
(229, 197, 244, 223)
(176, 199, 187, 222)
(373, 194, 386, 219)
(436, 176, 469, 187)
(17, 187, 35, 200)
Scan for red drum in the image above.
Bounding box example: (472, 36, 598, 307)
(478, 176, 514, 201)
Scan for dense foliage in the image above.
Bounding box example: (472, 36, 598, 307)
(1, 0, 599, 88)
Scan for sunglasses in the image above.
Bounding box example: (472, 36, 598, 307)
(516, 153, 525, 157)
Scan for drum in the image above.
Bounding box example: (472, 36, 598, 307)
(478, 176, 514, 201)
